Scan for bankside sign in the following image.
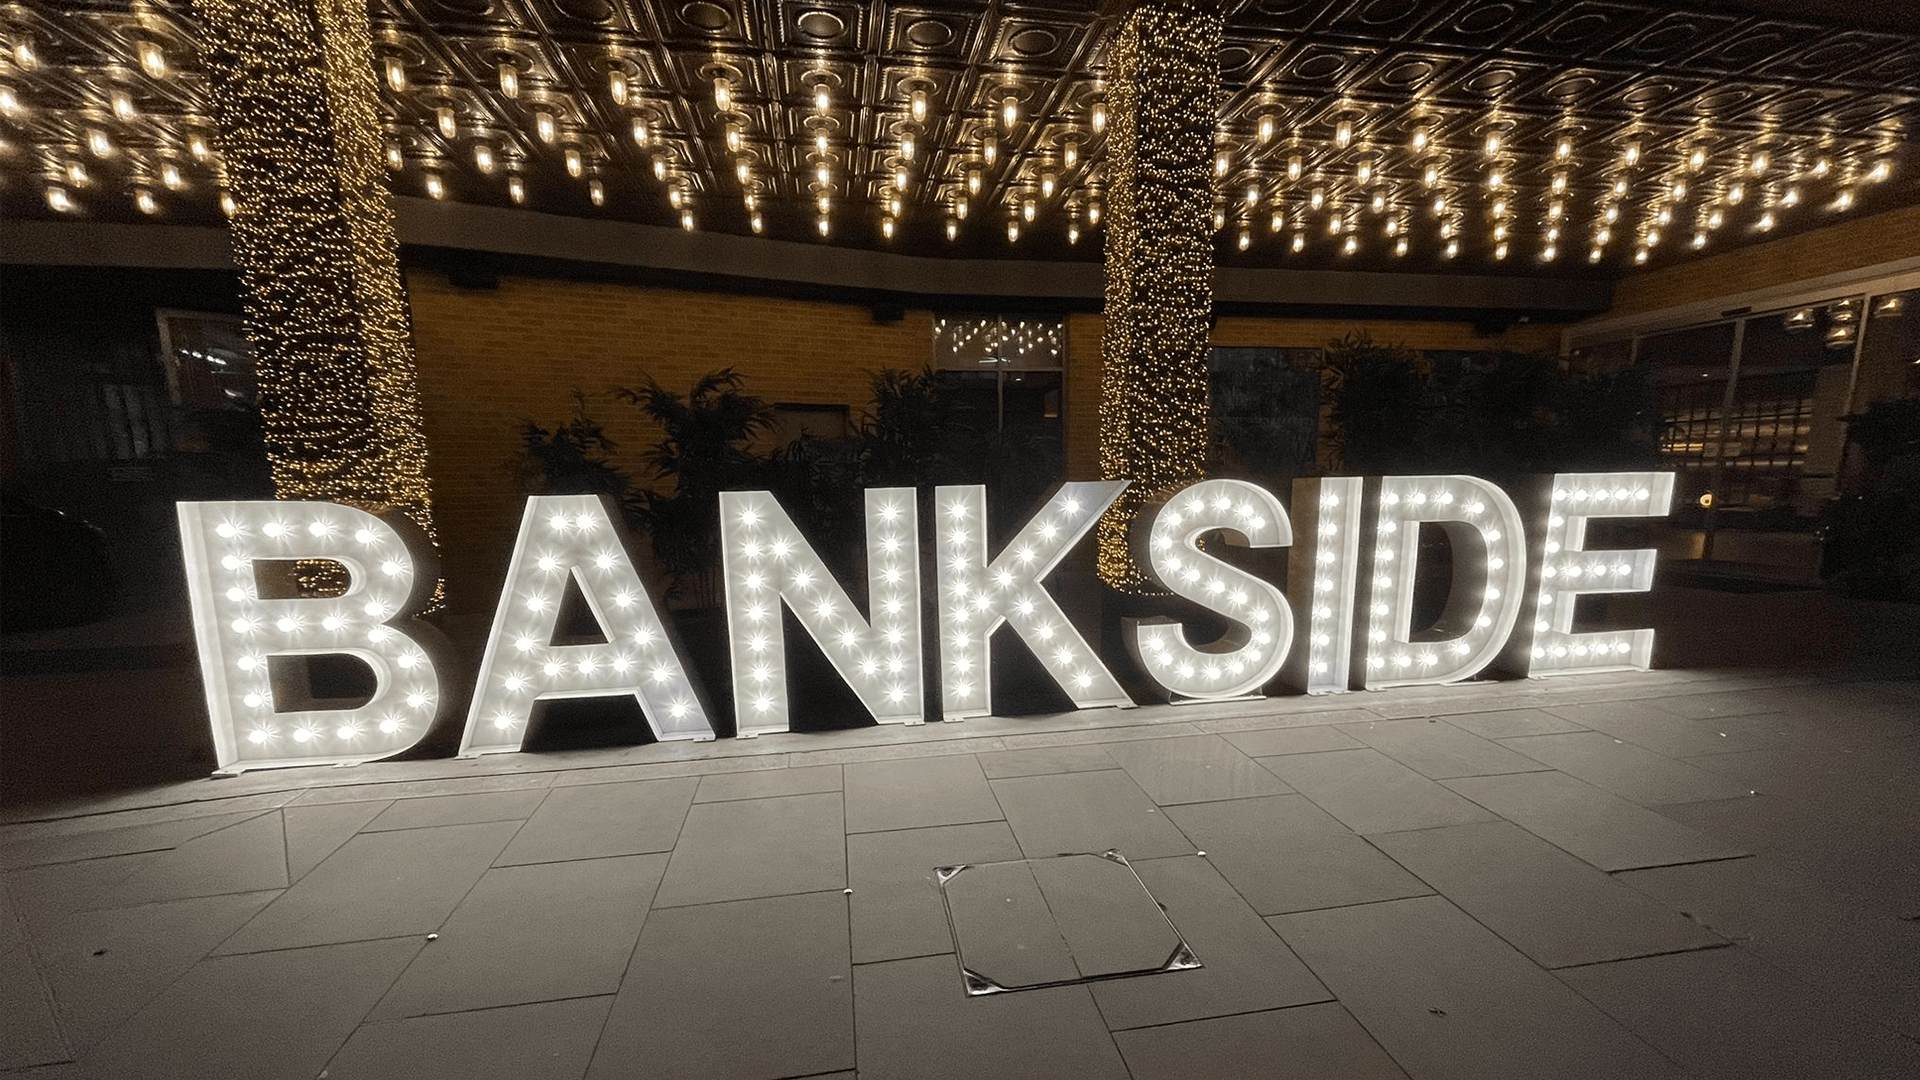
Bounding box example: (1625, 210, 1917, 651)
(177, 471, 1673, 773)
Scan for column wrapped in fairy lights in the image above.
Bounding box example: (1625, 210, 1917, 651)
(192, 0, 438, 580)
(939, 482, 1135, 719)
(1284, 477, 1364, 694)
(1525, 472, 1675, 676)
(1096, 1, 1223, 590)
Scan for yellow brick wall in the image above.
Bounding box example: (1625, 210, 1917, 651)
(407, 269, 1568, 612)
(1605, 205, 1920, 317)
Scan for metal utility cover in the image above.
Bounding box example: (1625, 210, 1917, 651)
(936, 849, 1200, 996)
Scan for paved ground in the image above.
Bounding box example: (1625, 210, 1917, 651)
(2, 588, 1917, 1079)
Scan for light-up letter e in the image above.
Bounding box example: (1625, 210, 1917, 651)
(1127, 479, 1294, 700)
(463, 495, 713, 755)
(720, 488, 923, 737)
(1527, 472, 1675, 677)
(177, 501, 445, 773)
(939, 481, 1134, 719)
(1362, 476, 1527, 689)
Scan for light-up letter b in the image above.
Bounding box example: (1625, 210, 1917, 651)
(177, 501, 447, 773)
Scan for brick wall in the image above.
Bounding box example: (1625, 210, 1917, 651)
(407, 268, 1569, 612)
(1605, 205, 1920, 317)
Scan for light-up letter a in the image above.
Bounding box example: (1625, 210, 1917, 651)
(462, 495, 713, 755)
(177, 501, 447, 773)
(938, 481, 1135, 719)
(720, 488, 923, 737)
(1361, 475, 1528, 689)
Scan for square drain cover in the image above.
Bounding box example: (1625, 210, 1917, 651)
(936, 849, 1200, 996)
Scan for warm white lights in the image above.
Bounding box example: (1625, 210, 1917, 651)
(1361, 476, 1527, 690)
(463, 495, 712, 755)
(1128, 480, 1294, 701)
(939, 483, 1133, 719)
(1527, 473, 1674, 677)
(721, 489, 922, 736)
(177, 502, 446, 773)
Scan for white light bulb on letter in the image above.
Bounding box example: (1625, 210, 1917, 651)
(1527, 472, 1674, 677)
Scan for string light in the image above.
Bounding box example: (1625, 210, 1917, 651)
(1096, 2, 1221, 590)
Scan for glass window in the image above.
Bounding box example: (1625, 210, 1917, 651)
(1638, 322, 1735, 375)
(933, 315, 1065, 371)
(158, 311, 258, 411)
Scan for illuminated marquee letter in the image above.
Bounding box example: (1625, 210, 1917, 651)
(177, 501, 447, 773)
(1362, 475, 1527, 689)
(939, 482, 1134, 719)
(1527, 472, 1675, 676)
(463, 495, 713, 755)
(720, 488, 922, 737)
(1127, 479, 1293, 700)
(1285, 476, 1364, 695)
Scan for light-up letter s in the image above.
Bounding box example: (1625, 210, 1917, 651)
(177, 501, 448, 773)
(720, 487, 922, 737)
(1126, 478, 1293, 700)
(1526, 472, 1675, 676)
(938, 481, 1134, 719)
(462, 494, 713, 755)
(1361, 475, 1527, 689)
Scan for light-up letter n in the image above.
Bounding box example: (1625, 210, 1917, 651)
(939, 481, 1135, 719)
(1361, 475, 1528, 689)
(720, 488, 922, 738)
(462, 495, 713, 755)
(177, 500, 446, 773)
(1527, 472, 1675, 676)
(1127, 478, 1294, 700)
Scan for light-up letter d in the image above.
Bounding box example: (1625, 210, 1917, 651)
(177, 501, 448, 773)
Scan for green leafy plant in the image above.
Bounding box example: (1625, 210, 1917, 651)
(507, 391, 630, 498)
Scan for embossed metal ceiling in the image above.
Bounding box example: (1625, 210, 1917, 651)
(3, 0, 1916, 275)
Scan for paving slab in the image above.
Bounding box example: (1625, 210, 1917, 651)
(1643, 690, 1787, 720)
(1089, 855, 1329, 1030)
(283, 801, 388, 882)
(1368, 821, 1725, 969)
(847, 821, 1024, 963)
(1433, 708, 1586, 740)
(1272, 896, 1685, 1080)
(943, 860, 1079, 988)
(843, 755, 1002, 833)
(1, 853, 161, 930)
(1222, 725, 1364, 756)
(1335, 718, 1547, 780)
(1113, 1003, 1409, 1080)
(286, 772, 556, 806)
(1443, 771, 1746, 872)
(1559, 946, 1920, 1080)
(371, 853, 666, 1019)
(32, 890, 279, 1052)
(653, 792, 846, 908)
(324, 997, 611, 1080)
(80, 813, 287, 910)
(852, 954, 1129, 1080)
(1163, 795, 1429, 915)
(1617, 858, 1920, 1036)
(1, 880, 67, 1070)
(1259, 749, 1498, 835)
(1100, 734, 1293, 805)
(693, 764, 842, 802)
(1542, 700, 1762, 757)
(989, 770, 1194, 860)
(216, 820, 518, 954)
(974, 743, 1119, 779)
(0, 811, 264, 871)
(73, 936, 420, 1080)
(1498, 731, 1751, 805)
(590, 890, 853, 1080)
(362, 789, 548, 831)
(493, 777, 696, 866)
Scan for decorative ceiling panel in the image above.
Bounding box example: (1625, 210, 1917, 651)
(1, 0, 1914, 278)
